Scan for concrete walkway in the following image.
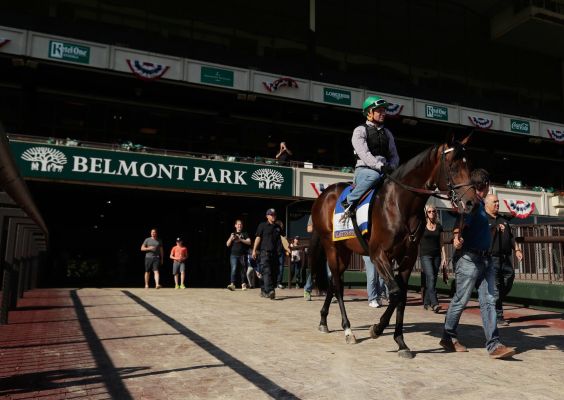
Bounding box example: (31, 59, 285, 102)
(0, 287, 563, 399)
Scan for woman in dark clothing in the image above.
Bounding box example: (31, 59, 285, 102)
(419, 205, 447, 313)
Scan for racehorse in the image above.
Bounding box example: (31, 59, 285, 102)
(309, 135, 476, 359)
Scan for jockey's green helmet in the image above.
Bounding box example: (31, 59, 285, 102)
(362, 95, 389, 116)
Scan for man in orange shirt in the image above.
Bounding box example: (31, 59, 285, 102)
(170, 237, 188, 289)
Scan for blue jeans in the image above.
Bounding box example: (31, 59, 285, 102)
(443, 253, 500, 352)
(291, 260, 302, 285)
(421, 255, 440, 307)
(304, 263, 332, 293)
(363, 256, 387, 302)
(229, 255, 246, 284)
(346, 168, 382, 204)
(276, 253, 285, 285)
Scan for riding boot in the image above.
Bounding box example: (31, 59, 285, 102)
(341, 199, 358, 219)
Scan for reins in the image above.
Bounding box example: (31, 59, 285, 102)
(384, 144, 474, 209)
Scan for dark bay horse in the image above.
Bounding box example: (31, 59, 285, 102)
(309, 136, 476, 358)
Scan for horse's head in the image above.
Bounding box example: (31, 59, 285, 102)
(437, 135, 477, 214)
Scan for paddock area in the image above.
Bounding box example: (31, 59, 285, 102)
(1, 287, 562, 399)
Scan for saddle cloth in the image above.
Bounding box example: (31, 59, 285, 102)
(332, 186, 375, 241)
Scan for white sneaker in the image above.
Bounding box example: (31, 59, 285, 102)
(368, 299, 381, 308)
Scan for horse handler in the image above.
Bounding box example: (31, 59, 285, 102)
(440, 169, 516, 359)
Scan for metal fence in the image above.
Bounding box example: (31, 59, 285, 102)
(346, 224, 564, 284)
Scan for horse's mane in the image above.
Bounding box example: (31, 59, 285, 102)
(392, 145, 439, 180)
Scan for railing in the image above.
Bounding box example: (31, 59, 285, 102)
(6, 133, 354, 174)
(347, 224, 564, 284)
(513, 224, 564, 283)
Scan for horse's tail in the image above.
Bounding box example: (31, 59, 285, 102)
(309, 229, 328, 292)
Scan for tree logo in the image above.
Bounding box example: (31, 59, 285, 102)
(251, 168, 284, 190)
(21, 147, 67, 172)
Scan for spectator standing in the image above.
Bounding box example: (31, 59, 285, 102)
(275, 220, 290, 289)
(252, 208, 283, 299)
(420, 205, 447, 313)
(140, 228, 163, 289)
(440, 169, 515, 359)
(363, 256, 388, 308)
(226, 219, 252, 291)
(290, 237, 303, 288)
(170, 237, 188, 289)
(485, 194, 523, 326)
(275, 141, 292, 163)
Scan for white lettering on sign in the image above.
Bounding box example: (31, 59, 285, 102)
(71, 157, 249, 185)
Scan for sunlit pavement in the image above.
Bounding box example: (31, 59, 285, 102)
(1, 287, 562, 399)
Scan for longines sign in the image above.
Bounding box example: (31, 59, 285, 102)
(10, 141, 293, 197)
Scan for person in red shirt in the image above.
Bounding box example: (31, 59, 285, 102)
(170, 238, 188, 289)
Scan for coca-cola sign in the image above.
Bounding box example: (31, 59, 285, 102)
(510, 119, 530, 134)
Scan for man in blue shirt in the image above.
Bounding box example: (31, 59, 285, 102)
(440, 169, 516, 359)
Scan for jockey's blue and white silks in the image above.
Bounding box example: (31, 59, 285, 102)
(333, 185, 375, 241)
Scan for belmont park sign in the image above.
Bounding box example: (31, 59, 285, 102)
(10, 141, 293, 197)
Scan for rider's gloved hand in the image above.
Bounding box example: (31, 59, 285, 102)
(380, 165, 395, 175)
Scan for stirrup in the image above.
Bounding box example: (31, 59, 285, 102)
(340, 203, 355, 222)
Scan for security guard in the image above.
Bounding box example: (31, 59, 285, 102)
(485, 194, 523, 326)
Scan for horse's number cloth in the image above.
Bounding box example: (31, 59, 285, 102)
(333, 186, 374, 241)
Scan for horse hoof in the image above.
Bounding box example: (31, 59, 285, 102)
(369, 324, 381, 339)
(318, 325, 329, 333)
(398, 349, 414, 359)
(345, 334, 357, 344)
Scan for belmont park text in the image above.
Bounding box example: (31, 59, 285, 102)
(72, 156, 249, 185)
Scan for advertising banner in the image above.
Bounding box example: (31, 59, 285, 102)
(10, 141, 293, 197)
(185, 60, 249, 90)
(251, 72, 310, 101)
(295, 169, 352, 199)
(28, 32, 109, 68)
(311, 82, 363, 109)
(0, 25, 26, 55)
(500, 114, 539, 136)
(414, 100, 459, 124)
(111, 47, 183, 81)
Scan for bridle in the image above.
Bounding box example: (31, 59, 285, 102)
(384, 144, 474, 212)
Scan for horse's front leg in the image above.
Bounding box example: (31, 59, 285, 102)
(393, 279, 413, 359)
(370, 274, 399, 339)
(334, 274, 356, 344)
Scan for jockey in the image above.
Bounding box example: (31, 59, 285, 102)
(341, 95, 400, 217)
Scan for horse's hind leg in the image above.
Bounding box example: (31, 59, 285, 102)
(318, 279, 333, 333)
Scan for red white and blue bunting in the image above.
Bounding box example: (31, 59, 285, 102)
(547, 129, 564, 143)
(262, 77, 299, 92)
(385, 103, 404, 117)
(310, 182, 328, 197)
(468, 116, 493, 130)
(126, 59, 170, 81)
(0, 38, 10, 48)
(503, 199, 535, 219)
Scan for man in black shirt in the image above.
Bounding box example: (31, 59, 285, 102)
(485, 194, 523, 326)
(252, 208, 282, 299)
